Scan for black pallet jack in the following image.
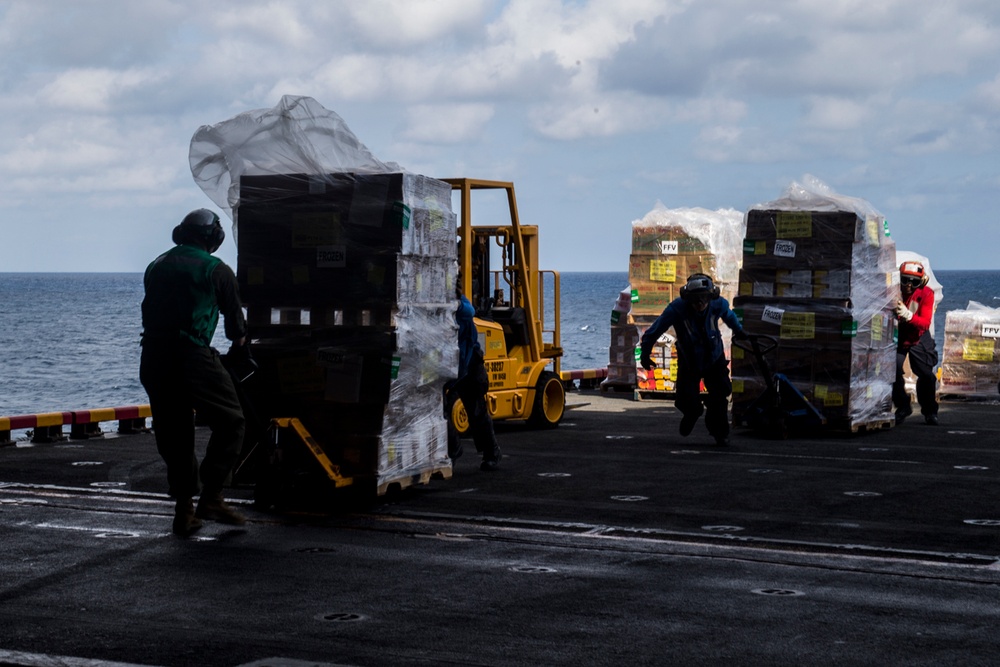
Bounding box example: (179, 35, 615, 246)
(732, 334, 826, 439)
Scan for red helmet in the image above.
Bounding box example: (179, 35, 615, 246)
(900, 260, 928, 288)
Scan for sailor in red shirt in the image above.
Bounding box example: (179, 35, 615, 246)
(892, 260, 940, 425)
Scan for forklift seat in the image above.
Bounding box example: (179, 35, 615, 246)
(490, 306, 530, 348)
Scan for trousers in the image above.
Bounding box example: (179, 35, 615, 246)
(675, 356, 733, 438)
(893, 330, 939, 417)
(140, 343, 245, 499)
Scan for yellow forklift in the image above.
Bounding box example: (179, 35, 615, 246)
(444, 178, 566, 433)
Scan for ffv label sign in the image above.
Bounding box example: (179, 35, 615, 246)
(982, 323, 1000, 339)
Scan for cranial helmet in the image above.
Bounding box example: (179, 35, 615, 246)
(899, 260, 928, 288)
(679, 273, 721, 301)
(172, 208, 225, 253)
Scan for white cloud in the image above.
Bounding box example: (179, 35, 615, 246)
(403, 104, 495, 143)
(39, 68, 164, 112)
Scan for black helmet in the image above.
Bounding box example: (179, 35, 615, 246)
(679, 273, 720, 302)
(172, 208, 225, 253)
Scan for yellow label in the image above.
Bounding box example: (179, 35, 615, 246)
(248, 266, 264, 285)
(731, 346, 744, 360)
(739, 282, 752, 296)
(754, 240, 767, 255)
(865, 216, 881, 247)
(733, 378, 744, 393)
(963, 339, 995, 362)
(292, 265, 310, 284)
(866, 385, 873, 398)
(669, 359, 678, 381)
(815, 385, 828, 399)
(776, 212, 813, 238)
(824, 391, 844, 406)
(872, 314, 883, 341)
(649, 259, 677, 283)
(292, 212, 341, 247)
(780, 312, 816, 339)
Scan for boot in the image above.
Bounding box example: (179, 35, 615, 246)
(173, 498, 203, 537)
(195, 491, 246, 525)
(480, 444, 502, 472)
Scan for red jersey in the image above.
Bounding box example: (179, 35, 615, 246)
(898, 284, 934, 349)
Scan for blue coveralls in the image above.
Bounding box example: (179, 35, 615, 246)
(639, 296, 744, 439)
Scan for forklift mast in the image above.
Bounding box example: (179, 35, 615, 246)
(445, 178, 561, 372)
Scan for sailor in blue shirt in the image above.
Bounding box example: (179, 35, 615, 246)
(639, 273, 746, 446)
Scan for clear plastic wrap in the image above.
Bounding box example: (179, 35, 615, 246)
(189, 96, 455, 487)
(627, 203, 745, 393)
(628, 203, 745, 317)
(731, 177, 897, 429)
(940, 301, 1000, 400)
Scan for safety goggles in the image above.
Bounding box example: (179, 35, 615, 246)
(901, 276, 922, 287)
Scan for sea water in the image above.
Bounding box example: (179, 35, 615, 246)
(1, 271, 998, 417)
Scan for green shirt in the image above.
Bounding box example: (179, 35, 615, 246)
(141, 244, 246, 348)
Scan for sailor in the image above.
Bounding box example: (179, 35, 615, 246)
(892, 260, 940, 425)
(140, 209, 251, 536)
(639, 273, 747, 446)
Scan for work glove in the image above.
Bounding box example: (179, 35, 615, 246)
(639, 353, 656, 371)
(895, 301, 913, 321)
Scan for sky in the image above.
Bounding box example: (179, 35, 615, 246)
(1, 0, 998, 273)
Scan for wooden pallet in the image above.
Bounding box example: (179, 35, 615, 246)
(376, 466, 452, 496)
(633, 388, 677, 401)
(845, 418, 895, 434)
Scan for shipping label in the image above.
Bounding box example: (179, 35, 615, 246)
(773, 239, 797, 258)
(775, 212, 813, 238)
(317, 245, 347, 268)
(659, 240, 679, 255)
(872, 314, 883, 341)
(981, 323, 1000, 339)
(743, 239, 767, 255)
(780, 312, 815, 339)
(761, 305, 784, 326)
(866, 215, 881, 247)
(963, 339, 995, 362)
(649, 259, 677, 283)
(292, 213, 341, 247)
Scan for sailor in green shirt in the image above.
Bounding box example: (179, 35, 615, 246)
(140, 209, 249, 536)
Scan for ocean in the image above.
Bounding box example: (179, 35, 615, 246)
(2, 271, 999, 420)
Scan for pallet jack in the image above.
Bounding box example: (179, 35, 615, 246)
(732, 334, 826, 439)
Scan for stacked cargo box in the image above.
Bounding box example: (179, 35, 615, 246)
(731, 202, 897, 430)
(235, 172, 457, 489)
(627, 206, 744, 393)
(940, 302, 1000, 399)
(605, 289, 640, 388)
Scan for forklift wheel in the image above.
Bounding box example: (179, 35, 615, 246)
(527, 371, 565, 429)
(449, 395, 471, 436)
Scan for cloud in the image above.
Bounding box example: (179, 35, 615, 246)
(402, 104, 496, 143)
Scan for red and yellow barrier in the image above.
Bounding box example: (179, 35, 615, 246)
(0, 405, 151, 446)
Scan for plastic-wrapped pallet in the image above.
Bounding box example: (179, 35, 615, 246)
(731, 177, 897, 430)
(939, 302, 1000, 399)
(188, 95, 457, 491)
(628, 204, 745, 394)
